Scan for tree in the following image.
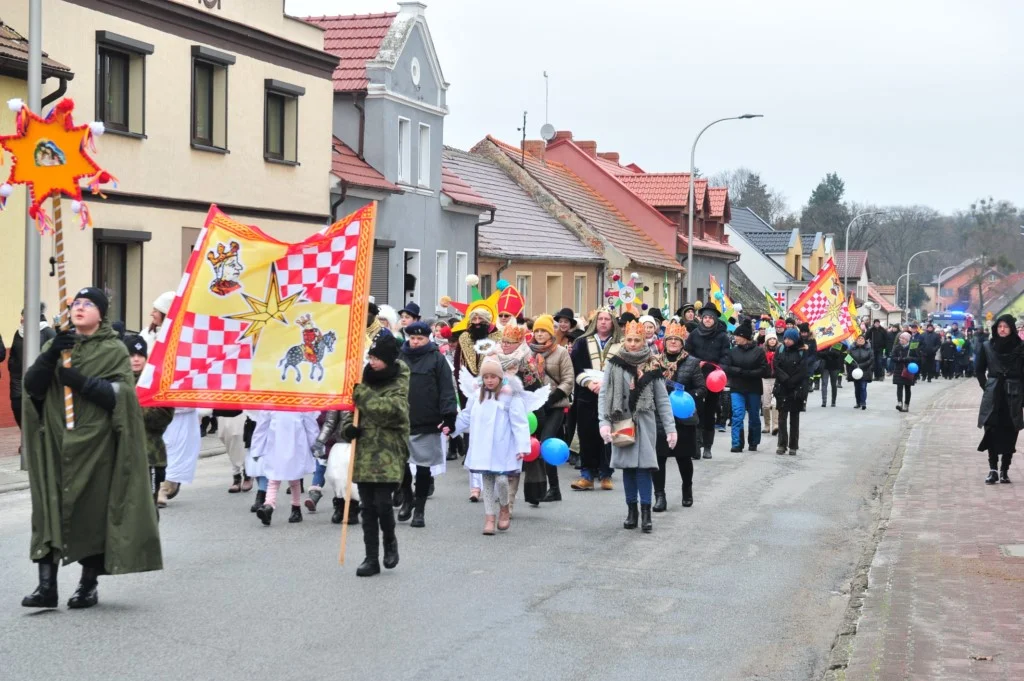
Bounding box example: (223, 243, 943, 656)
(842, 202, 886, 252)
(959, 197, 1022, 314)
(800, 172, 851, 236)
(708, 167, 790, 224)
(871, 205, 941, 283)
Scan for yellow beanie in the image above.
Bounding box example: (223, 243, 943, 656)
(533, 314, 556, 337)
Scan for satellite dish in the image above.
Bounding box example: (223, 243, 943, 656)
(540, 123, 556, 141)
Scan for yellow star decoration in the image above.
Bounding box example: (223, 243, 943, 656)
(226, 265, 301, 348)
(0, 108, 100, 211)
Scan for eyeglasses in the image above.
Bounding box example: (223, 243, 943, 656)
(71, 300, 97, 310)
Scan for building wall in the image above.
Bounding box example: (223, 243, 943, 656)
(166, 0, 326, 48)
(478, 259, 601, 318)
(0, 76, 29, 341)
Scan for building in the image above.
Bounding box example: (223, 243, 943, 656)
(442, 147, 604, 317)
(472, 135, 684, 313)
(923, 256, 989, 313)
(309, 3, 485, 310)
(835, 250, 871, 303)
(866, 285, 903, 326)
(3, 0, 338, 332)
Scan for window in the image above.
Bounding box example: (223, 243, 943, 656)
(455, 252, 469, 301)
(264, 79, 303, 164)
(371, 247, 390, 302)
(418, 123, 431, 187)
(517, 275, 532, 316)
(403, 249, 420, 305)
(95, 31, 153, 136)
(653, 282, 661, 311)
(480, 274, 492, 299)
(435, 250, 448, 311)
(191, 46, 234, 151)
(546, 274, 563, 312)
(398, 118, 411, 183)
(574, 274, 587, 315)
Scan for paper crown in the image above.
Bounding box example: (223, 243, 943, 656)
(207, 241, 240, 266)
(623, 320, 644, 338)
(663, 322, 687, 340)
(501, 324, 525, 343)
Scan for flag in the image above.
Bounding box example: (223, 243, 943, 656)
(709, 274, 737, 331)
(137, 203, 377, 412)
(791, 258, 856, 350)
(847, 297, 862, 338)
(764, 287, 785, 321)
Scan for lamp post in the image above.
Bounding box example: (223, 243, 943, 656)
(906, 250, 938, 321)
(843, 211, 885, 300)
(934, 265, 960, 312)
(686, 114, 763, 303)
(896, 272, 914, 307)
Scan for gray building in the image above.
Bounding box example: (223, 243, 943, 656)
(309, 3, 490, 313)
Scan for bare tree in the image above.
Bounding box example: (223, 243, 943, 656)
(871, 206, 942, 284)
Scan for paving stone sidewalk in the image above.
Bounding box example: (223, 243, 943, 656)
(843, 384, 1024, 680)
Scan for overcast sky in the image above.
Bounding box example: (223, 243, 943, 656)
(287, 0, 1024, 215)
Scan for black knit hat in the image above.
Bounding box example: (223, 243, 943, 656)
(124, 334, 148, 358)
(368, 329, 399, 365)
(648, 307, 664, 322)
(73, 286, 109, 319)
(618, 312, 637, 326)
(798, 322, 811, 334)
(734, 318, 754, 341)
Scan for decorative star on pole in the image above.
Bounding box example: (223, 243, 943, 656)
(226, 265, 301, 348)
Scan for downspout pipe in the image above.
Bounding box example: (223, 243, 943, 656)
(353, 93, 366, 158)
(473, 208, 496, 277)
(41, 77, 69, 107)
(496, 258, 512, 280)
(330, 181, 347, 222)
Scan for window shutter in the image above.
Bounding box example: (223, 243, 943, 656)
(371, 248, 390, 302)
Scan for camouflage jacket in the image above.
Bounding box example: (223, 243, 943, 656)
(339, 362, 410, 484)
(134, 370, 174, 467)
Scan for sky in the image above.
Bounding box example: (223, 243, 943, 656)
(286, 0, 1024, 216)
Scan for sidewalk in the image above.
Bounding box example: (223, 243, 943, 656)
(839, 384, 1024, 680)
(0, 434, 226, 494)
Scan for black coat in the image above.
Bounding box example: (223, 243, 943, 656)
(725, 342, 769, 394)
(848, 343, 874, 382)
(920, 331, 941, 355)
(886, 330, 898, 354)
(867, 325, 889, 353)
(940, 341, 956, 361)
(818, 346, 845, 372)
(8, 325, 56, 399)
(773, 345, 809, 411)
(891, 343, 921, 386)
(399, 342, 457, 435)
(801, 336, 820, 374)
(684, 326, 732, 369)
(976, 340, 1024, 430)
(662, 352, 706, 427)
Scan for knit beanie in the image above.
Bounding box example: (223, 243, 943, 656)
(533, 314, 556, 337)
(368, 329, 399, 365)
(734, 319, 754, 341)
(797, 322, 810, 334)
(73, 287, 109, 319)
(479, 355, 503, 378)
(153, 290, 175, 315)
(124, 334, 148, 358)
(783, 328, 800, 344)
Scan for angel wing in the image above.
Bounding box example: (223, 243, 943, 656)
(521, 384, 551, 413)
(458, 367, 480, 402)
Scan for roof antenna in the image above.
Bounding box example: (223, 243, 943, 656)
(516, 110, 527, 167)
(544, 70, 549, 125)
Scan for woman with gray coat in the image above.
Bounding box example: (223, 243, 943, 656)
(599, 321, 676, 533)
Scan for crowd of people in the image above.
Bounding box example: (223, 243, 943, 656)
(16, 282, 1021, 606)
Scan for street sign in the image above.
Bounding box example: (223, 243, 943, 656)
(986, 311, 994, 320)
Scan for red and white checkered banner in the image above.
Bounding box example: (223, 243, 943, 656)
(789, 258, 856, 350)
(137, 203, 377, 411)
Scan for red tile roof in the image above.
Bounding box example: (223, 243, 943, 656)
(594, 155, 636, 176)
(677, 234, 740, 256)
(867, 285, 902, 313)
(331, 137, 399, 192)
(485, 136, 681, 272)
(874, 284, 897, 296)
(304, 13, 397, 92)
(707, 187, 729, 219)
(835, 250, 869, 280)
(617, 173, 689, 207)
(441, 166, 495, 211)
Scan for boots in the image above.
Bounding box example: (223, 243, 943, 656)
(497, 505, 511, 531)
(356, 557, 380, 577)
(1001, 470, 1012, 484)
(347, 498, 361, 524)
(397, 494, 414, 522)
(256, 504, 274, 526)
(241, 474, 253, 492)
(157, 481, 170, 508)
(288, 505, 302, 523)
(228, 473, 242, 493)
(305, 487, 322, 513)
(165, 481, 181, 500)
(483, 515, 496, 535)
(22, 561, 58, 609)
(410, 498, 426, 528)
(250, 489, 266, 513)
(683, 483, 693, 507)
(623, 503, 639, 529)
(541, 486, 562, 502)
(640, 504, 653, 533)
(67, 566, 100, 609)
(896, 402, 904, 412)
(331, 496, 344, 523)
(986, 470, 999, 484)
(382, 537, 399, 569)
(652, 492, 667, 513)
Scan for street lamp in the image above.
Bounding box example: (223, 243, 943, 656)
(906, 250, 938, 321)
(687, 114, 763, 303)
(934, 265, 961, 311)
(843, 211, 885, 301)
(896, 272, 915, 308)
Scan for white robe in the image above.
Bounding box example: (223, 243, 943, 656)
(455, 389, 531, 475)
(164, 408, 201, 484)
(250, 411, 318, 482)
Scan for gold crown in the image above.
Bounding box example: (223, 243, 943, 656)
(207, 241, 240, 267)
(663, 322, 687, 340)
(501, 324, 525, 343)
(623, 320, 644, 338)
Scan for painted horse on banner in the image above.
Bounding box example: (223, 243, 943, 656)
(279, 330, 337, 383)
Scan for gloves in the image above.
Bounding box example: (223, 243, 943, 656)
(441, 414, 456, 433)
(343, 424, 362, 441)
(58, 366, 87, 392)
(45, 332, 76, 361)
(311, 441, 327, 460)
(544, 388, 566, 408)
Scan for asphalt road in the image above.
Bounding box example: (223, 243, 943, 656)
(0, 378, 960, 681)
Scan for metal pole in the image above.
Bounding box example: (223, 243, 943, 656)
(843, 211, 884, 301)
(21, 0, 43, 471)
(686, 114, 762, 304)
(934, 265, 960, 312)
(906, 250, 937, 322)
(896, 273, 914, 308)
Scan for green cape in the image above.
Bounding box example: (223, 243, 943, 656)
(25, 321, 162, 574)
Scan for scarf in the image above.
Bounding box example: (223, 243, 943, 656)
(18, 320, 50, 337)
(991, 330, 1022, 354)
(662, 350, 684, 379)
(400, 340, 436, 358)
(697, 319, 720, 338)
(362, 361, 399, 386)
(606, 345, 659, 421)
(528, 338, 556, 378)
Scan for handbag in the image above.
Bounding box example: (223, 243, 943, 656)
(900, 367, 917, 384)
(611, 418, 636, 447)
(324, 442, 357, 499)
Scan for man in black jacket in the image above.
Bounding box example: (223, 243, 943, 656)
(725, 320, 769, 452)
(8, 304, 56, 431)
(919, 323, 941, 382)
(867, 319, 889, 380)
(685, 302, 732, 459)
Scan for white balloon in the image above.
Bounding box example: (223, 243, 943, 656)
(851, 368, 864, 380)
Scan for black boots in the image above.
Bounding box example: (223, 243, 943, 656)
(330, 497, 361, 524)
(356, 557, 380, 577)
(652, 492, 667, 513)
(67, 566, 100, 609)
(542, 487, 562, 502)
(683, 483, 693, 507)
(1001, 471, 1012, 484)
(986, 470, 999, 485)
(410, 498, 426, 528)
(256, 504, 273, 526)
(288, 505, 302, 523)
(640, 504, 653, 533)
(397, 494, 414, 522)
(250, 489, 266, 513)
(22, 562, 58, 609)
(383, 538, 399, 569)
(623, 503, 639, 529)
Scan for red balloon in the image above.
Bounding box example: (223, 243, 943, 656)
(706, 369, 728, 393)
(524, 437, 541, 462)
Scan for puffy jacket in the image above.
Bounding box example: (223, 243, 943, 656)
(684, 325, 732, 370)
(725, 342, 769, 394)
(400, 342, 458, 435)
(773, 345, 809, 411)
(848, 343, 874, 382)
(891, 343, 921, 386)
(940, 340, 956, 361)
(867, 325, 889, 352)
(920, 330, 942, 355)
(818, 346, 845, 371)
(528, 344, 574, 409)
(661, 352, 706, 427)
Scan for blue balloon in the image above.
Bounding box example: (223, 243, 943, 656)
(670, 390, 696, 419)
(540, 438, 570, 466)
(908, 362, 919, 375)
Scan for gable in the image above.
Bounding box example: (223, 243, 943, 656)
(387, 24, 442, 108)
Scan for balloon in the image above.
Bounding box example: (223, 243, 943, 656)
(908, 362, 919, 375)
(706, 369, 728, 393)
(851, 367, 864, 380)
(540, 438, 570, 466)
(527, 412, 538, 435)
(670, 390, 696, 419)
(523, 437, 541, 462)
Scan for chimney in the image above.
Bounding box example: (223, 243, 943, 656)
(598, 152, 620, 164)
(553, 130, 573, 142)
(523, 140, 546, 161)
(576, 141, 597, 158)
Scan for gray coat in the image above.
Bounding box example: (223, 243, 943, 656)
(598, 361, 676, 470)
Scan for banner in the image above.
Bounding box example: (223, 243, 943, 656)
(709, 274, 737, 331)
(138, 203, 376, 412)
(790, 258, 856, 350)
(763, 288, 786, 321)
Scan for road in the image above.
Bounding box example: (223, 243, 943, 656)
(0, 378, 959, 681)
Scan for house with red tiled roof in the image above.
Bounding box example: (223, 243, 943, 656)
(835, 250, 871, 303)
(308, 3, 485, 310)
(866, 285, 903, 325)
(472, 135, 684, 315)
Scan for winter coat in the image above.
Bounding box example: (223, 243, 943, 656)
(133, 371, 174, 467)
(920, 331, 941, 355)
(454, 382, 531, 474)
(772, 345, 809, 411)
(725, 342, 769, 394)
(528, 344, 574, 409)
(598, 356, 675, 470)
(867, 326, 889, 353)
(571, 334, 622, 407)
(24, 321, 162, 574)
(400, 341, 457, 435)
(801, 336, 819, 374)
(848, 343, 874, 382)
(341, 363, 411, 484)
(662, 352, 706, 427)
(891, 343, 921, 386)
(9, 323, 57, 399)
(976, 340, 1024, 431)
(684, 325, 732, 368)
(940, 341, 956, 361)
(818, 346, 845, 372)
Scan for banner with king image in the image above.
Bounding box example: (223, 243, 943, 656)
(137, 203, 376, 412)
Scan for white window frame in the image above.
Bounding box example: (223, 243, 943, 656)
(418, 123, 431, 188)
(516, 274, 532, 317)
(398, 117, 411, 184)
(403, 248, 420, 305)
(435, 250, 448, 312)
(455, 252, 468, 303)
(574, 274, 587, 315)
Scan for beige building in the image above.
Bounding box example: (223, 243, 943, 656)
(1, 0, 337, 331)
